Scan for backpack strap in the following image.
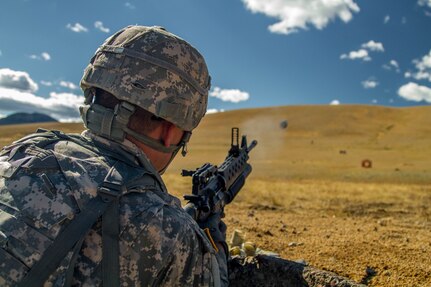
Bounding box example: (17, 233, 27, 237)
(99, 163, 124, 287)
(17, 162, 125, 287)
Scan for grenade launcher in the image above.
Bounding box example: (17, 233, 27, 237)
(182, 127, 257, 222)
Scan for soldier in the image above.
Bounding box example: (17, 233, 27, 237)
(0, 25, 228, 286)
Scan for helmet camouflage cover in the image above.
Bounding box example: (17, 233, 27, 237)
(80, 25, 210, 131)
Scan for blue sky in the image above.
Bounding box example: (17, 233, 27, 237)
(0, 0, 430, 121)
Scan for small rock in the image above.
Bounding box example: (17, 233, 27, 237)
(288, 242, 303, 247)
(366, 267, 377, 276)
(330, 278, 339, 286)
(294, 259, 308, 266)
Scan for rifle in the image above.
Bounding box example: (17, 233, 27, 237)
(182, 127, 257, 222)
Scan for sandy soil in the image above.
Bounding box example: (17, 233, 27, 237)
(218, 182, 431, 287)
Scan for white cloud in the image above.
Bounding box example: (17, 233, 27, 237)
(405, 49, 431, 82)
(30, 52, 51, 61)
(340, 40, 384, 62)
(0, 50, 2, 56)
(206, 109, 225, 114)
(362, 79, 379, 89)
(330, 99, 340, 105)
(41, 52, 51, 61)
(383, 60, 400, 73)
(40, 80, 53, 87)
(390, 60, 400, 69)
(418, 0, 431, 8)
(0, 68, 38, 93)
(125, 2, 136, 9)
(210, 87, 250, 103)
(340, 49, 371, 61)
(361, 40, 384, 52)
(94, 21, 110, 33)
(0, 88, 84, 121)
(384, 15, 390, 24)
(66, 23, 88, 33)
(59, 80, 78, 90)
(241, 0, 360, 35)
(398, 82, 431, 103)
(371, 99, 378, 104)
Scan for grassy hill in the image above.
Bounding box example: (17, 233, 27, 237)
(0, 105, 430, 183)
(172, 105, 431, 184)
(1, 105, 430, 285)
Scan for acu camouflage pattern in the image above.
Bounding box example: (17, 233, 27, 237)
(80, 25, 211, 132)
(0, 129, 223, 286)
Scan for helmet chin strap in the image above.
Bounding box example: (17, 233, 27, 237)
(124, 127, 191, 174)
(123, 127, 191, 156)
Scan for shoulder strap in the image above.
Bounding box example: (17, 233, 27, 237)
(17, 162, 125, 287)
(99, 163, 124, 287)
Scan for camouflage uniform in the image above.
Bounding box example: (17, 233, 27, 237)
(0, 129, 226, 286)
(0, 26, 227, 286)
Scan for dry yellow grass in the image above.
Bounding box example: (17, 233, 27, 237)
(1, 105, 430, 286)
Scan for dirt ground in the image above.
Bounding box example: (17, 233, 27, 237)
(167, 177, 431, 287)
(1, 106, 430, 286)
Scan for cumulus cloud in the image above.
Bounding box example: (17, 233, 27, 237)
(40, 80, 53, 87)
(418, 0, 431, 8)
(405, 49, 431, 82)
(41, 52, 51, 61)
(330, 99, 340, 105)
(340, 49, 371, 61)
(398, 82, 431, 103)
(384, 15, 390, 24)
(59, 80, 78, 90)
(125, 2, 136, 9)
(340, 40, 384, 62)
(362, 79, 379, 89)
(210, 87, 250, 103)
(66, 23, 88, 33)
(0, 68, 38, 93)
(241, 0, 360, 35)
(29, 52, 51, 61)
(206, 109, 225, 114)
(383, 60, 400, 73)
(94, 21, 110, 33)
(361, 40, 384, 52)
(0, 88, 84, 121)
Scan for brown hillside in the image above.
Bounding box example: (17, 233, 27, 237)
(172, 105, 431, 184)
(0, 105, 430, 286)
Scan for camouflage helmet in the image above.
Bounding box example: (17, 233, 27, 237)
(80, 25, 210, 131)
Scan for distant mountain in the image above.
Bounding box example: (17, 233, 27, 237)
(0, 112, 58, 125)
